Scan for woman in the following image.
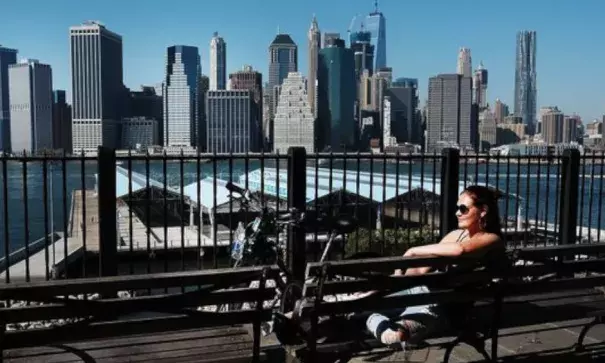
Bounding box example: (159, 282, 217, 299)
(365, 185, 505, 347)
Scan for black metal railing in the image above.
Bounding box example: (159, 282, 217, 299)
(0, 147, 601, 283)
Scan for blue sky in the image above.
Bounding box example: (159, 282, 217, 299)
(2, 0, 604, 122)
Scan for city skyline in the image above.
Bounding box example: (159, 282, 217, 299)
(1, 0, 604, 123)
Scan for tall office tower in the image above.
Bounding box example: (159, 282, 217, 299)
(267, 34, 297, 147)
(70, 21, 123, 152)
(322, 32, 340, 48)
(365, 0, 386, 70)
(318, 38, 357, 152)
(541, 106, 563, 144)
(426, 74, 473, 152)
(0, 46, 17, 152)
(209, 32, 226, 91)
(494, 98, 509, 124)
(8, 59, 53, 154)
(349, 30, 374, 78)
(229, 65, 263, 148)
(514, 30, 537, 135)
(52, 90, 72, 153)
(163, 45, 202, 149)
(206, 90, 259, 153)
(307, 16, 320, 117)
(388, 77, 420, 144)
(478, 109, 497, 151)
(473, 62, 488, 109)
(273, 72, 315, 154)
(457, 48, 472, 78)
(563, 115, 580, 144)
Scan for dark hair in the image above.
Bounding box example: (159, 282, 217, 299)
(461, 185, 503, 236)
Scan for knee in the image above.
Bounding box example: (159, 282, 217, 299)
(366, 313, 387, 329)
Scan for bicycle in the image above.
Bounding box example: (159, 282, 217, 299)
(220, 181, 366, 331)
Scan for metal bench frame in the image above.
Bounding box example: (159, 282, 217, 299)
(0, 265, 280, 363)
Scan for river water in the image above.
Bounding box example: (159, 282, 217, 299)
(1, 158, 604, 257)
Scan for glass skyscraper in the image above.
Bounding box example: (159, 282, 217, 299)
(163, 45, 202, 149)
(318, 38, 357, 152)
(0, 46, 18, 152)
(364, 3, 386, 70)
(514, 30, 537, 135)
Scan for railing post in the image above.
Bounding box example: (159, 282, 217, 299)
(558, 148, 580, 246)
(440, 148, 460, 239)
(97, 147, 118, 277)
(287, 147, 307, 283)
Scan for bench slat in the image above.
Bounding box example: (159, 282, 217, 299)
(0, 265, 280, 299)
(3, 310, 272, 349)
(0, 287, 276, 323)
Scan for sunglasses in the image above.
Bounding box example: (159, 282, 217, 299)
(456, 204, 472, 215)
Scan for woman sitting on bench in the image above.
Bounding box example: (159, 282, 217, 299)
(365, 185, 505, 348)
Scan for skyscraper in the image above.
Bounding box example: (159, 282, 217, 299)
(365, 0, 387, 70)
(267, 34, 297, 147)
(209, 32, 226, 91)
(494, 98, 509, 124)
(206, 90, 259, 153)
(70, 21, 123, 152)
(273, 72, 315, 154)
(349, 30, 374, 78)
(52, 90, 72, 153)
(229, 65, 263, 148)
(426, 74, 473, 152)
(9, 59, 53, 154)
(318, 38, 357, 151)
(457, 48, 472, 78)
(0, 46, 17, 152)
(307, 16, 320, 117)
(388, 77, 420, 144)
(473, 62, 488, 109)
(163, 45, 202, 149)
(514, 30, 537, 135)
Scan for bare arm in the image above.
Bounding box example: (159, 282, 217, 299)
(398, 231, 502, 276)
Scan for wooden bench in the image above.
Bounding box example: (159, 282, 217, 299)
(0, 265, 280, 363)
(284, 244, 605, 362)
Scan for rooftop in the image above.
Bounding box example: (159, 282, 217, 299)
(270, 34, 296, 46)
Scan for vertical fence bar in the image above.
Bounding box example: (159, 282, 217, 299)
(196, 150, 202, 269)
(287, 147, 307, 283)
(145, 153, 151, 276)
(394, 152, 400, 248)
(431, 152, 437, 241)
(212, 153, 218, 269)
(440, 148, 460, 239)
(558, 149, 580, 248)
(588, 151, 596, 241)
(128, 151, 133, 275)
(79, 152, 87, 277)
(2, 153, 9, 283)
(42, 156, 49, 280)
(163, 152, 168, 274)
(97, 147, 117, 277)
(524, 155, 531, 246)
(514, 156, 522, 244)
(578, 151, 587, 243)
(355, 152, 361, 252)
(61, 153, 68, 278)
(544, 154, 552, 244)
(534, 155, 541, 244)
(597, 152, 604, 243)
(180, 151, 185, 272)
(419, 152, 425, 240)
(22, 157, 30, 282)
(381, 153, 387, 254)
